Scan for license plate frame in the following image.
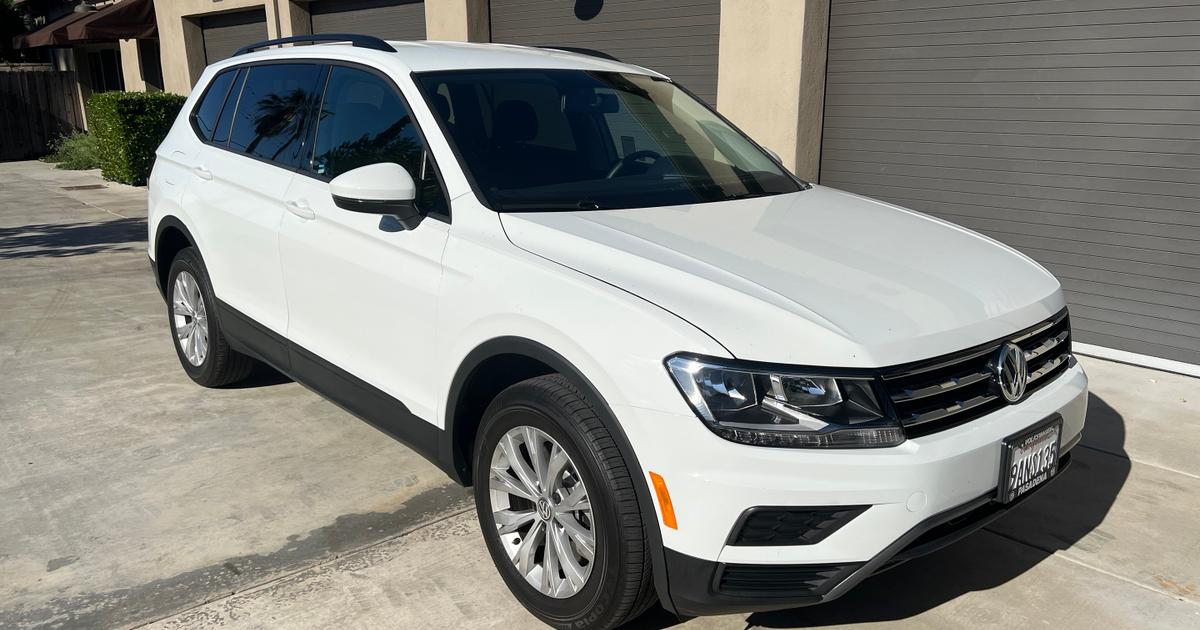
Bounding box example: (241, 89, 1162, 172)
(997, 414, 1063, 504)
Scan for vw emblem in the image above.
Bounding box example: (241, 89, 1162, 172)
(536, 497, 553, 522)
(991, 342, 1029, 403)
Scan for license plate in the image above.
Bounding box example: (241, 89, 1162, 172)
(997, 416, 1062, 504)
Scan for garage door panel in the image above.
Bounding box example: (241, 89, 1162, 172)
(821, 139, 1200, 172)
(824, 117, 1200, 143)
(826, 106, 1200, 128)
(824, 128, 1200, 157)
(829, 36, 1200, 61)
(827, 67, 1200, 85)
(828, 51, 1200, 73)
(1050, 264, 1200, 303)
(830, 21, 1200, 49)
(1064, 282, 1200, 321)
(490, 0, 720, 104)
(824, 93, 1200, 113)
(823, 170, 1200, 216)
(1071, 310, 1200, 353)
(1074, 329, 1200, 366)
(822, 149, 1200, 189)
(201, 9, 267, 64)
(1028, 248, 1200, 288)
(823, 160, 1200, 202)
(828, 80, 1200, 97)
(833, 0, 1200, 19)
(845, 192, 1200, 242)
(832, 181, 1200, 229)
(309, 0, 425, 41)
(832, 7, 1200, 38)
(494, 0, 718, 18)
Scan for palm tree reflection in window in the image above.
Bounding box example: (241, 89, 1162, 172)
(244, 88, 310, 161)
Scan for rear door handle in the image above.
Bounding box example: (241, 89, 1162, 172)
(193, 166, 213, 181)
(285, 199, 316, 221)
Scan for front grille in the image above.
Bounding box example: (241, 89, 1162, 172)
(717, 562, 862, 598)
(728, 506, 868, 546)
(883, 310, 1072, 438)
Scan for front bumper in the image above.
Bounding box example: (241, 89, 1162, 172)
(616, 359, 1088, 615)
(662, 449, 1073, 615)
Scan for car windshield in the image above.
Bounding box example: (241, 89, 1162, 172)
(414, 69, 802, 211)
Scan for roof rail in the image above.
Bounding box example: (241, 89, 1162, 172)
(233, 33, 395, 57)
(535, 46, 621, 62)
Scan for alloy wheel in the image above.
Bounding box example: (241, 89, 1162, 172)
(172, 270, 209, 366)
(489, 425, 596, 598)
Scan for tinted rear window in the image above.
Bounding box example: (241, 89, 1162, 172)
(228, 63, 323, 168)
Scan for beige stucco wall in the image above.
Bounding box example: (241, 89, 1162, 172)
(716, 0, 829, 182)
(425, 0, 490, 41)
(156, 0, 308, 95)
(118, 39, 146, 92)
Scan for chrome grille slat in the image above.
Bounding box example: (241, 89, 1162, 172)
(1024, 330, 1069, 362)
(904, 394, 999, 427)
(1028, 353, 1069, 384)
(891, 370, 991, 403)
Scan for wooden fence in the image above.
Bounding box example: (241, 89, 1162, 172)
(0, 66, 86, 162)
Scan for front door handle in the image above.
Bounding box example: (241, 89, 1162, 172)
(193, 165, 213, 181)
(285, 199, 316, 221)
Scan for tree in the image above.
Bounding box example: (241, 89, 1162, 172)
(0, 0, 28, 63)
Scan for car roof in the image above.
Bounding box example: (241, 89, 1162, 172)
(210, 40, 664, 79)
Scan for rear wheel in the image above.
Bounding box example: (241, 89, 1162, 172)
(166, 247, 255, 387)
(473, 374, 657, 629)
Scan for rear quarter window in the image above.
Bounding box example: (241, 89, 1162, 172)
(191, 69, 237, 141)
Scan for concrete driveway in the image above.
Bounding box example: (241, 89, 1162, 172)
(1, 161, 1198, 630)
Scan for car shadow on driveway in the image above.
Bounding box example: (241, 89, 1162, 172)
(633, 392, 1129, 629)
(0, 217, 146, 259)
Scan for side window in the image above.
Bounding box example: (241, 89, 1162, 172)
(228, 63, 323, 168)
(191, 69, 236, 141)
(212, 69, 246, 145)
(311, 66, 446, 214)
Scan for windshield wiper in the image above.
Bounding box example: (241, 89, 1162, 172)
(498, 200, 606, 212)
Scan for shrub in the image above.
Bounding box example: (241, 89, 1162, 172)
(42, 130, 101, 170)
(86, 91, 187, 185)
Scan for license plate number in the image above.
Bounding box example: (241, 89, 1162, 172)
(998, 416, 1062, 504)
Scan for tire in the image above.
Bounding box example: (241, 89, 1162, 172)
(473, 374, 657, 630)
(166, 247, 255, 387)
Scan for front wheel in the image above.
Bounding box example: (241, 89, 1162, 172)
(473, 375, 657, 629)
(166, 247, 255, 387)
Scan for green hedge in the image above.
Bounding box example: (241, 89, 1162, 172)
(86, 91, 187, 185)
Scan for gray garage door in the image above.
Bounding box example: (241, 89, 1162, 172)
(201, 8, 268, 64)
(309, 0, 426, 40)
(489, 0, 721, 104)
(821, 0, 1200, 367)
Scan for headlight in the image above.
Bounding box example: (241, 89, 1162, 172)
(666, 355, 905, 448)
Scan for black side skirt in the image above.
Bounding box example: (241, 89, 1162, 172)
(215, 299, 451, 477)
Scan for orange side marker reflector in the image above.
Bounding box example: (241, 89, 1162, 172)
(649, 471, 678, 530)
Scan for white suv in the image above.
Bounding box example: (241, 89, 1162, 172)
(148, 35, 1088, 629)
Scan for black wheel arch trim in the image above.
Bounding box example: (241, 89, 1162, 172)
(152, 215, 200, 297)
(444, 336, 679, 614)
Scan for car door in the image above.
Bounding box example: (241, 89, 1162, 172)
(184, 61, 325, 367)
(279, 64, 451, 424)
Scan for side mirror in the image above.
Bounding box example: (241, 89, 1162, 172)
(330, 162, 423, 230)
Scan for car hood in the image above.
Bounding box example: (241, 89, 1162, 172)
(498, 185, 1065, 367)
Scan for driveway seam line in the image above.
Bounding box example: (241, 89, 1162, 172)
(125, 505, 476, 629)
(983, 528, 1200, 608)
(1076, 443, 1200, 481)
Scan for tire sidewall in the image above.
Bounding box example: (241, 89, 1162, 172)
(166, 248, 219, 384)
(474, 394, 623, 629)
